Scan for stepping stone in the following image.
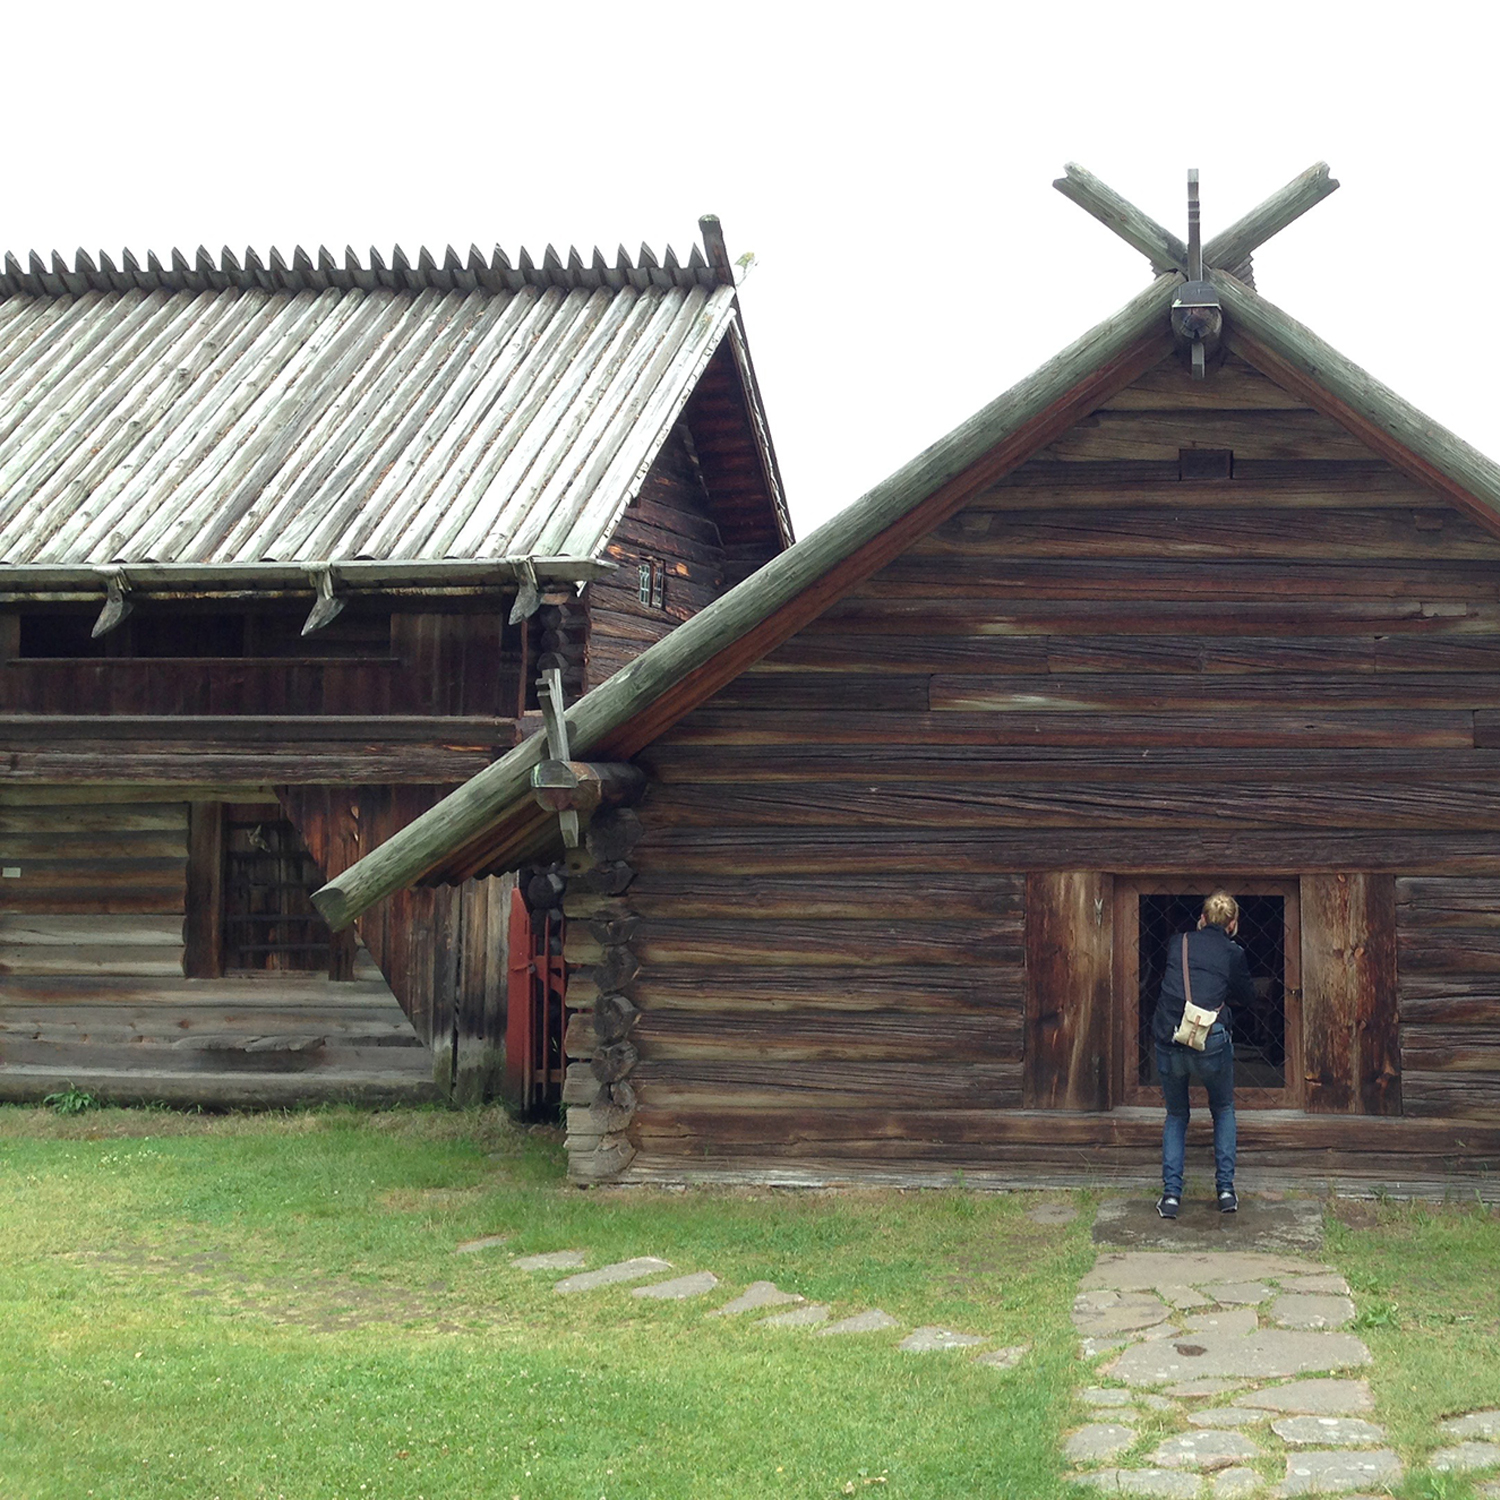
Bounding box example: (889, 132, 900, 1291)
(976, 1343, 1030, 1369)
(1205, 1281, 1272, 1305)
(1092, 1199, 1326, 1255)
(900, 1326, 986, 1353)
(760, 1303, 830, 1328)
(1213, 1469, 1262, 1499)
(1276, 1449, 1401, 1495)
(710, 1281, 802, 1315)
(1140, 1395, 1178, 1412)
(1272, 1416, 1385, 1448)
(1166, 1379, 1253, 1398)
(1269, 1295, 1355, 1330)
(1442, 1411, 1500, 1440)
(1084, 1252, 1328, 1293)
(818, 1309, 897, 1335)
(1073, 1291, 1176, 1338)
(1066, 1469, 1199, 1497)
(1083, 1387, 1135, 1408)
(1478, 1483, 1500, 1500)
(454, 1235, 510, 1254)
(1064, 1423, 1137, 1463)
(1184, 1307, 1260, 1337)
(1189, 1407, 1272, 1428)
(1081, 1336, 1133, 1360)
(1029, 1202, 1080, 1225)
(1105, 1329, 1372, 1387)
(632, 1271, 719, 1300)
(510, 1248, 585, 1270)
(1278, 1274, 1350, 1295)
(1160, 1285, 1215, 1310)
(1149, 1430, 1262, 1471)
(554, 1257, 672, 1293)
(1239, 1379, 1373, 1416)
(1431, 1441, 1500, 1472)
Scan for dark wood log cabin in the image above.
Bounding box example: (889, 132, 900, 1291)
(0, 223, 790, 1107)
(318, 167, 1500, 1194)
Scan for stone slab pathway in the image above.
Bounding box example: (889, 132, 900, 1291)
(552, 1256, 672, 1293)
(632, 1271, 718, 1300)
(1066, 1203, 1500, 1498)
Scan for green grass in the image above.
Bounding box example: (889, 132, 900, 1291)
(0, 1105, 1095, 1500)
(1325, 1191, 1500, 1499)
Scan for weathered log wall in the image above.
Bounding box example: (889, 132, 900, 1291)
(0, 786, 434, 1104)
(586, 428, 727, 689)
(597, 354, 1500, 1182)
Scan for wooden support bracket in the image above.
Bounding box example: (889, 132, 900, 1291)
(91, 571, 133, 639)
(530, 760, 648, 820)
(301, 566, 345, 635)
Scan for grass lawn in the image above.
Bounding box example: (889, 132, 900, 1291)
(2, 1106, 1497, 1500)
(0, 1105, 1094, 1500)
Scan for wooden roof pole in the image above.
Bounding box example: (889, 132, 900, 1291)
(1054, 162, 1339, 276)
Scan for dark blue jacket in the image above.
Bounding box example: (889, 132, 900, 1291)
(1152, 924, 1255, 1047)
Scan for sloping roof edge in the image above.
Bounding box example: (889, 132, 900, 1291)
(312, 260, 1500, 930)
(311, 271, 1183, 927)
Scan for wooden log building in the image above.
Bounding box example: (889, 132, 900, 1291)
(0, 223, 790, 1106)
(315, 166, 1500, 1194)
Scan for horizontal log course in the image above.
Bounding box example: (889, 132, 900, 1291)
(913, 507, 1500, 562)
(929, 672, 1500, 714)
(643, 781, 1500, 833)
(630, 918, 1024, 968)
(1401, 1026, 1500, 1072)
(0, 803, 188, 834)
(863, 557, 1500, 602)
(1102, 354, 1308, 410)
(623, 1010, 1022, 1064)
(0, 1066, 441, 1108)
(1400, 1073, 1500, 1121)
(561, 1062, 602, 1105)
(583, 964, 1025, 1015)
(817, 595, 1500, 637)
(628, 1105, 1500, 1157)
(568, 1138, 637, 1182)
(645, 745, 1500, 787)
(980, 461, 1449, 506)
(0, 944, 184, 978)
(632, 826, 1500, 876)
(1035, 409, 1382, 463)
(617, 872, 1025, 921)
(662, 709, 1476, 751)
(633, 1059, 1023, 1110)
(1398, 928, 1500, 973)
(561, 890, 634, 922)
(757, 632, 1500, 678)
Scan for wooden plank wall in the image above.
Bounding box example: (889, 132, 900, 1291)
(612, 353, 1500, 1180)
(586, 428, 726, 689)
(0, 786, 434, 1104)
(0, 607, 517, 717)
(279, 784, 511, 1100)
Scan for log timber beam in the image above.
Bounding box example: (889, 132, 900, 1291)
(1054, 162, 1340, 278)
(531, 761, 648, 819)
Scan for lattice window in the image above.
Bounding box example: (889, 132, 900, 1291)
(222, 810, 332, 972)
(637, 558, 666, 609)
(1136, 891, 1291, 1091)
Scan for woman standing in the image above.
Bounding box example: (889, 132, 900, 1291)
(1152, 890, 1255, 1218)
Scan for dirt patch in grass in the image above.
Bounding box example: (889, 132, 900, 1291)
(74, 1242, 491, 1334)
(379, 1185, 488, 1212)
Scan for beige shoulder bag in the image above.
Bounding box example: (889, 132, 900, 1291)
(1171, 932, 1219, 1051)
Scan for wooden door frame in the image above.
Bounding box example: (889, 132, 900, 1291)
(1113, 875, 1303, 1110)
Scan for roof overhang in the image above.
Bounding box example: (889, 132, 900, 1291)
(0, 556, 613, 603)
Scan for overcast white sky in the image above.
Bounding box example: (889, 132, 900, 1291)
(6, 1, 1495, 536)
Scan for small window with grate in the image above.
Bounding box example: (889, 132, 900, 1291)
(1116, 878, 1301, 1107)
(222, 809, 334, 972)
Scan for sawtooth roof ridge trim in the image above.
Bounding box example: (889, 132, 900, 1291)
(0, 238, 732, 300)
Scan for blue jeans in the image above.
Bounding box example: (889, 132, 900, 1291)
(1157, 1031, 1236, 1198)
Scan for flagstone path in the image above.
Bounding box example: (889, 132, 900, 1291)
(460, 1206, 1498, 1498)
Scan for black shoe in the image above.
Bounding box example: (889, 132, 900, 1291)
(1218, 1188, 1238, 1214)
(1156, 1195, 1180, 1219)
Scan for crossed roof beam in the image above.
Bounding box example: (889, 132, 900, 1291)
(1054, 161, 1339, 282)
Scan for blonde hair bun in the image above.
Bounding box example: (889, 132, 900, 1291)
(1202, 889, 1239, 929)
